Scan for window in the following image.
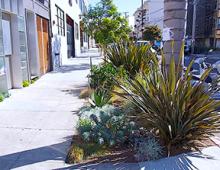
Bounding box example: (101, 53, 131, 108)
(38, 0, 45, 4)
(217, 18, 220, 29)
(69, 0, 72, 6)
(75, 22, 79, 39)
(75, 0, 78, 4)
(79, 0, 83, 11)
(0, 56, 5, 75)
(56, 5, 65, 36)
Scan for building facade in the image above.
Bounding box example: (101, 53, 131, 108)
(215, 0, 220, 47)
(186, 0, 217, 52)
(134, 0, 164, 40)
(24, 0, 51, 77)
(0, 0, 29, 92)
(147, 0, 164, 29)
(134, 1, 149, 40)
(0, 0, 89, 93)
(0, 0, 51, 93)
(50, 0, 88, 68)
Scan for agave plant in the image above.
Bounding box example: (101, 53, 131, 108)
(89, 90, 111, 107)
(114, 51, 220, 155)
(104, 41, 158, 77)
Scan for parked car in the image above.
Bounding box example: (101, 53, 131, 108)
(184, 57, 220, 100)
(135, 40, 158, 54)
(191, 58, 217, 83)
(184, 44, 191, 55)
(212, 61, 220, 74)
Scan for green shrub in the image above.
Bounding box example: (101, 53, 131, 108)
(66, 141, 108, 164)
(89, 63, 117, 90)
(115, 54, 220, 155)
(66, 145, 84, 164)
(104, 41, 158, 77)
(31, 77, 39, 84)
(23, 80, 30, 87)
(78, 105, 135, 146)
(2, 92, 10, 98)
(89, 90, 111, 107)
(134, 136, 164, 161)
(78, 119, 94, 141)
(0, 92, 10, 102)
(0, 94, 4, 102)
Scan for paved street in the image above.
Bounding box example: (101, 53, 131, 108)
(0, 49, 101, 170)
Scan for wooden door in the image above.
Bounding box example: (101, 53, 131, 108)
(42, 19, 50, 72)
(36, 16, 50, 75)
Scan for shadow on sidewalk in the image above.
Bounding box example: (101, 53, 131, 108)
(55, 151, 215, 170)
(61, 84, 88, 98)
(138, 152, 215, 170)
(52, 64, 91, 73)
(0, 136, 72, 169)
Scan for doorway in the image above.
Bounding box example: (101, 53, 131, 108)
(36, 15, 50, 75)
(26, 11, 39, 78)
(66, 15, 75, 58)
(2, 13, 12, 89)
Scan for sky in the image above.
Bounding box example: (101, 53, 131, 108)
(88, 0, 141, 27)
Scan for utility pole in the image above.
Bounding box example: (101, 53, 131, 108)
(141, 0, 144, 39)
(163, 0, 188, 63)
(191, 0, 198, 54)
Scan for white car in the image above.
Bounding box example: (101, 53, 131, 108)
(213, 61, 220, 74)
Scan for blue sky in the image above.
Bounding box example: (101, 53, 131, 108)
(88, 0, 140, 19)
(88, 0, 141, 27)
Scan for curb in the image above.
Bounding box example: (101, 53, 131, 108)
(210, 136, 220, 147)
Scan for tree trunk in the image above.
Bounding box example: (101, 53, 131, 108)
(163, 0, 188, 64)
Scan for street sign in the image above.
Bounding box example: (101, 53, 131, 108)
(162, 28, 173, 41)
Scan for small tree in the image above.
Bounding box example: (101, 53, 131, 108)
(143, 25, 161, 42)
(82, 0, 131, 46)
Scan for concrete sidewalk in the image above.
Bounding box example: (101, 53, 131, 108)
(0, 49, 101, 170)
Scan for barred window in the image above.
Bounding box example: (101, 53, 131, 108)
(56, 5, 65, 36)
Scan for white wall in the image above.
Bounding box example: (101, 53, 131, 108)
(148, 0, 164, 30)
(51, 0, 82, 65)
(24, 0, 49, 20)
(0, 0, 24, 16)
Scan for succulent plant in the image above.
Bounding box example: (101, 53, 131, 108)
(77, 105, 135, 146)
(134, 136, 164, 162)
(89, 90, 111, 107)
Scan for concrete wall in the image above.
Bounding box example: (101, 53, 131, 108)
(24, 0, 49, 20)
(26, 12, 40, 76)
(10, 14, 23, 88)
(50, 0, 82, 65)
(0, 10, 7, 93)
